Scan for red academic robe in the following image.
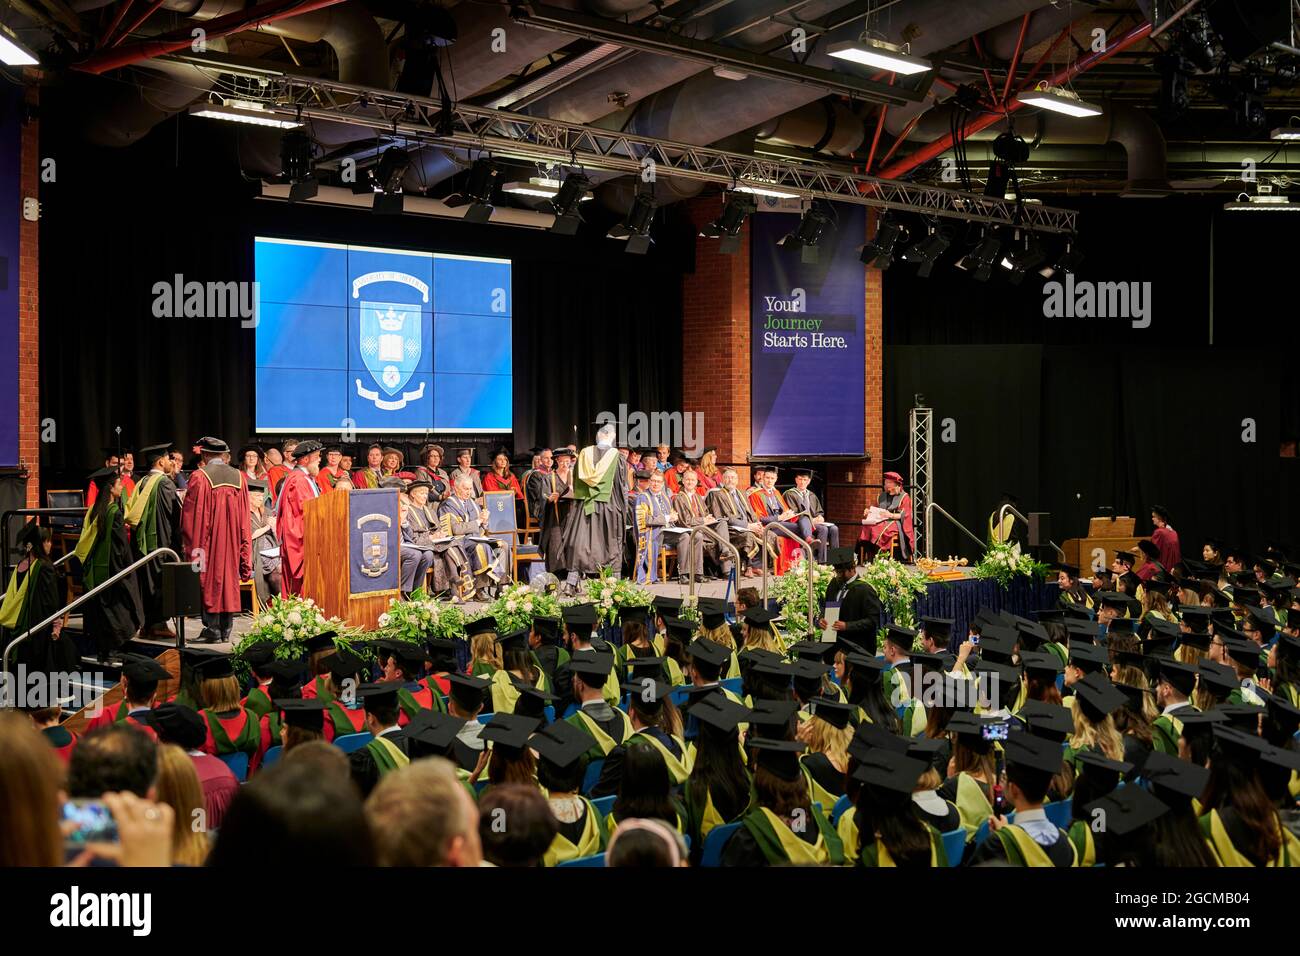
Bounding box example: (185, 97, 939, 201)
(265, 464, 289, 498)
(861, 492, 915, 557)
(191, 753, 239, 830)
(352, 467, 383, 489)
(1152, 526, 1181, 571)
(278, 468, 319, 596)
(322, 701, 367, 742)
(180, 461, 252, 614)
(483, 471, 524, 499)
(315, 468, 345, 494)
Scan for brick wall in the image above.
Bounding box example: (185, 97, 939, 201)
(681, 197, 884, 527)
(18, 86, 39, 508)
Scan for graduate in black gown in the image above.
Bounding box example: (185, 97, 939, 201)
(75, 468, 144, 662)
(126, 442, 181, 636)
(2, 521, 78, 682)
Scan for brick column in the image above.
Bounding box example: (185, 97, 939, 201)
(680, 197, 884, 525)
(18, 86, 39, 508)
(681, 196, 752, 488)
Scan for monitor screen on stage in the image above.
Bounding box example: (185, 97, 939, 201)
(253, 237, 512, 434)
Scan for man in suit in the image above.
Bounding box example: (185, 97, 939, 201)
(707, 467, 766, 577)
(671, 468, 731, 584)
(785, 467, 839, 562)
(821, 547, 882, 653)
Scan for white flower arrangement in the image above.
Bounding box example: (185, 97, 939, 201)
(580, 568, 653, 626)
(476, 582, 565, 635)
(858, 554, 930, 628)
(233, 594, 359, 678)
(377, 588, 468, 644)
(770, 559, 836, 638)
(971, 541, 1050, 589)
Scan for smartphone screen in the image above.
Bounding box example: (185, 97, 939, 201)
(61, 800, 119, 847)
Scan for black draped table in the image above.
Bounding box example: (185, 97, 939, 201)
(897, 575, 1062, 651)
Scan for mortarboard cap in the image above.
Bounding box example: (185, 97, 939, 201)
(687, 637, 731, 669)
(1072, 672, 1126, 722)
(568, 650, 615, 683)
(355, 681, 403, 710)
(405, 712, 468, 752)
(495, 627, 530, 652)
(275, 697, 327, 731)
(304, 631, 337, 653)
(1156, 660, 1198, 697)
(465, 616, 498, 637)
(807, 697, 854, 730)
(530, 721, 595, 770)
(121, 653, 170, 682)
(1003, 730, 1065, 777)
(1085, 786, 1169, 837)
(447, 673, 491, 712)
(1138, 750, 1209, 801)
(750, 738, 807, 781)
(149, 702, 206, 749)
(851, 749, 928, 794)
(479, 713, 541, 751)
(1018, 701, 1074, 743)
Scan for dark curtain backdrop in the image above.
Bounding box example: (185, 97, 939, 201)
(38, 102, 686, 489)
(883, 192, 1294, 559)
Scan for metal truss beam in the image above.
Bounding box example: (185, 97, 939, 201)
(169, 56, 1079, 233)
(510, 4, 922, 107)
(909, 405, 933, 561)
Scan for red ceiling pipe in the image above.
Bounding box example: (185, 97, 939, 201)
(863, 73, 895, 174)
(874, 19, 1152, 181)
(1015, 25, 1074, 96)
(74, 0, 348, 74)
(875, 109, 923, 169)
(110, 0, 169, 49)
(99, 0, 135, 49)
(969, 34, 999, 104)
(1000, 13, 1032, 103)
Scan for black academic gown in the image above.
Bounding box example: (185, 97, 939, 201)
(801, 752, 847, 800)
(720, 815, 821, 867)
(965, 823, 1077, 867)
(5, 558, 79, 677)
(135, 476, 181, 627)
(348, 728, 411, 798)
(84, 508, 144, 655)
(838, 577, 883, 652)
(591, 726, 685, 798)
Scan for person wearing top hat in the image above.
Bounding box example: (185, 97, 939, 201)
(556, 422, 628, 595)
(125, 442, 182, 638)
(276, 439, 323, 597)
(74, 466, 144, 662)
(180, 437, 252, 644)
(860, 470, 914, 561)
(482, 448, 524, 499)
(2, 521, 77, 681)
(786, 467, 839, 562)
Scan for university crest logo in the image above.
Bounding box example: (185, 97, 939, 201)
(352, 270, 429, 410)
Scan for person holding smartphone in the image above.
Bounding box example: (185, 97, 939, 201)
(965, 732, 1078, 867)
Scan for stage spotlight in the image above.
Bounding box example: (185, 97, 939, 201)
(900, 225, 950, 278)
(1038, 238, 1083, 279)
(859, 215, 907, 269)
(999, 232, 1046, 285)
(778, 201, 833, 264)
(446, 157, 501, 224)
(280, 131, 318, 203)
(371, 146, 411, 215)
(955, 231, 1002, 282)
(547, 172, 592, 236)
(700, 192, 757, 254)
(607, 192, 657, 254)
(0, 23, 39, 66)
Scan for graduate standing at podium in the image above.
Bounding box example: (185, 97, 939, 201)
(180, 437, 252, 644)
(278, 439, 323, 597)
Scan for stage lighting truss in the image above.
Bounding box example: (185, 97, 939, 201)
(168, 57, 1078, 235)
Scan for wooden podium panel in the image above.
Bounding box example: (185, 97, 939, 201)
(303, 489, 400, 631)
(1062, 536, 1147, 575)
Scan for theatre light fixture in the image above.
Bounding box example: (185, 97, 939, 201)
(900, 225, 951, 278)
(778, 201, 834, 264)
(1000, 231, 1046, 285)
(446, 157, 501, 223)
(547, 172, 593, 235)
(608, 191, 657, 254)
(371, 146, 411, 214)
(955, 230, 1003, 282)
(189, 99, 303, 129)
(0, 23, 38, 66)
(700, 192, 757, 254)
(280, 131, 318, 203)
(1039, 238, 1083, 279)
(827, 38, 931, 75)
(859, 214, 908, 269)
(1223, 187, 1300, 211)
(1016, 83, 1103, 118)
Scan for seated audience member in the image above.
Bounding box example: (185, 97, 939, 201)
(27, 706, 77, 765)
(607, 817, 690, 867)
(0, 711, 67, 866)
(208, 761, 375, 867)
(151, 702, 239, 830)
(67, 723, 159, 800)
(850, 748, 948, 867)
(85, 653, 166, 736)
(194, 655, 266, 767)
(450, 448, 485, 500)
(364, 757, 483, 867)
(154, 743, 211, 865)
(966, 733, 1077, 867)
(531, 721, 607, 865)
(440, 475, 510, 599)
(478, 783, 559, 867)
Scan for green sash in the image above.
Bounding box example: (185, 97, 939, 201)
(0, 561, 35, 628)
(573, 446, 620, 515)
(1068, 819, 1096, 868)
(742, 806, 844, 866)
(1199, 810, 1294, 867)
(954, 773, 993, 840)
(544, 797, 607, 866)
(80, 502, 122, 589)
(126, 472, 164, 552)
(994, 825, 1076, 867)
(366, 735, 410, 775)
(860, 825, 946, 867)
(1151, 713, 1184, 755)
(628, 730, 693, 784)
(837, 807, 860, 866)
(569, 707, 632, 756)
(204, 709, 260, 755)
(490, 667, 551, 715)
(244, 686, 274, 720)
(327, 701, 363, 738)
(802, 760, 842, 813)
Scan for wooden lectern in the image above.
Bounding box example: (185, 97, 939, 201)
(303, 488, 401, 630)
(1062, 516, 1148, 575)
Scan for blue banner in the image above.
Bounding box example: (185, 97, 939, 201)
(750, 206, 866, 458)
(348, 488, 400, 595)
